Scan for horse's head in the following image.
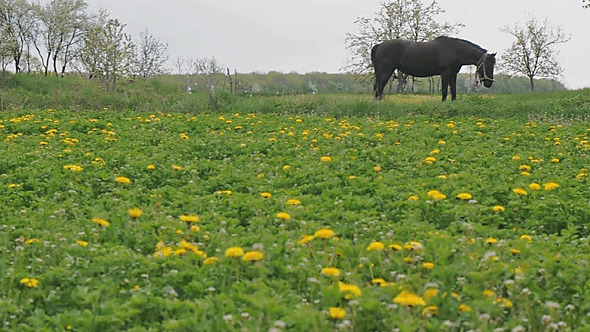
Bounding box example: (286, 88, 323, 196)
(477, 53, 496, 88)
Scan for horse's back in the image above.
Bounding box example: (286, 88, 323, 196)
(372, 39, 411, 68)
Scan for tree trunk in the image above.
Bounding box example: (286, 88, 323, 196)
(529, 76, 535, 91)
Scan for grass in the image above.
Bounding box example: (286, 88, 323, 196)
(1, 75, 590, 331)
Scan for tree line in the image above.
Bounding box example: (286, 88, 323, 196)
(0, 0, 168, 91)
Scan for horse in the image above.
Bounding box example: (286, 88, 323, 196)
(371, 36, 496, 101)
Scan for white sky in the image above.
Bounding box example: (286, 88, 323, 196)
(82, 0, 590, 89)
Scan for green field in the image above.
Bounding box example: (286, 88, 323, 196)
(1, 89, 590, 331)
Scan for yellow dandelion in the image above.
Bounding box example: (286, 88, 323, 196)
(203, 257, 218, 265)
(147, 164, 156, 170)
(172, 165, 183, 171)
(128, 208, 142, 219)
(492, 205, 505, 212)
(261, 192, 272, 198)
(276, 212, 291, 220)
(407, 195, 419, 201)
(328, 307, 346, 320)
(20, 277, 39, 288)
(513, 187, 528, 196)
(457, 192, 472, 200)
(373, 165, 382, 172)
(520, 234, 532, 243)
(338, 282, 362, 299)
(286, 198, 301, 205)
(458, 304, 472, 312)
(76, 240, 88, 247)
(510, 248, 521, 255)
(91, 217, 110, 227)
(321, 267, 341, 277)
(314, 228, 335, 239)
(320, 156, 332, 162)
(366, 241, 385, 251)
(115, 176, 131, 184)
(388, 243, 403, 251)
(485, 237, 498, 244)
(422, 305, 439, 316)
(528, 183, 541, 191)
(422, 262, 434, 269)
(543, 182, 560, 191)
(299, 235, 315, 245)
(242, 250, 264, 262)
(224, 247, 244, 258)
(393, 290, 426, 306)
(180, 214, 199, 223)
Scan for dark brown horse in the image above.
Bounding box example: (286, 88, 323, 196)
(371, 36, 496, 101)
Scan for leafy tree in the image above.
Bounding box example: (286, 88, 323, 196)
(0, 0, 35, 73)
(133, 29, 168, 79)
(32, 0, 92, 76)
(344, 0, 462, 91)
(99, 19, 134, 92)
(500, 17, 570, 91)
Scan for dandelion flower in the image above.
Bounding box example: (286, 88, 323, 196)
(282, 165, 291, 171)
(543, 182, 560, 191)
(485, 237, 498, 244)
(404, 241, 423, 251)
(388, 243, 403, 251)
(286, 199, 301, 205)
(128, 208, 142, 219)
(366, 241, 385, 251)
(513, 188, 528, 196)
(299, 235, 315, 245)
(243, 250, 264, 262)
(321, 267, 341, 277)
(91, 217, 110, 227)
(492, 205, 505, 212)
(115, 176, 131, 184)
(203, 257, 218, 265)
(328, 307, 346, 320)
(320, 156, 332, 162)
(520, 234, 532, 243)
(422, 305, 439, 316)
(458, 304, 472, 312)
(147, 164, 156, 170)
(338, 282, 362, 299)
(224, 247, 244, 258)
(393, 290, 426, 306)
(172, 165, 183, 171)
(551, 158, 560, 163)
(424, 288, 438, 301)
(20, 277, 39, 288)
(407, 195, 419, 201)
(528, 183, 541, 191)
(276, 212, 291, 220)
(76, 240, 88, 247)
(422, 262, 434, 269)
(314, 228, 335, 239)
(457, 193, 472, 200)
(510, 248, 521, 255)
(373, 165, 382, 172)
(261, 192, 272, 198)
(180, 214, 199, 223)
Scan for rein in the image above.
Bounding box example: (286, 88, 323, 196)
(476, 53, 494, 84)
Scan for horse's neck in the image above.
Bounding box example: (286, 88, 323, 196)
(460, 46, 485, 66)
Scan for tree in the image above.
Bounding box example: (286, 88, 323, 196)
(32, 0, 91, 76)
(584, 0, 589, 8)
(0, 0, 35, 73)
(133, 29, 168, 79)
(500, 17, 570, 91)
(344, 0, 462, 91)
(99, 19, 134, 92)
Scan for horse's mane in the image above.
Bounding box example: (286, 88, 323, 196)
(434, 36, 487, 53)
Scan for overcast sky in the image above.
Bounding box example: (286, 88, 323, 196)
(82, 0, 590, 89)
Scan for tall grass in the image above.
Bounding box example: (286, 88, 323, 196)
(1, 72, 589, 121)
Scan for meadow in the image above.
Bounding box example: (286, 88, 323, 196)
(1, 89, 590, 331)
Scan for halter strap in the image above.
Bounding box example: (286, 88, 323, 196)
(476, 53, 494, 84)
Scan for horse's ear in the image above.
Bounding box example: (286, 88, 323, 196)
(491, 52, 497, 57)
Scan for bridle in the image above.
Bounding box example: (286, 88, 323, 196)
(476, 53, 494, 85)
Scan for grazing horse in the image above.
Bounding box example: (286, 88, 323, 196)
(371, 36, 496, 101)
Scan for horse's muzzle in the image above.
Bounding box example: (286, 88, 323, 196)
(483, 80, 493, 88)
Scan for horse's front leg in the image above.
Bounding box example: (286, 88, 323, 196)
(441, 75, 449, 102)
(450, 74, 458, 101)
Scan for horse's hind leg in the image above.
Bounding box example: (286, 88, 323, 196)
(374, 67, 395, 101)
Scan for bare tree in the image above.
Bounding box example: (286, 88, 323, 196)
(500, 17, 570, 91)
(344, 0, 462, 92)
(133, 29, 168, 79)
